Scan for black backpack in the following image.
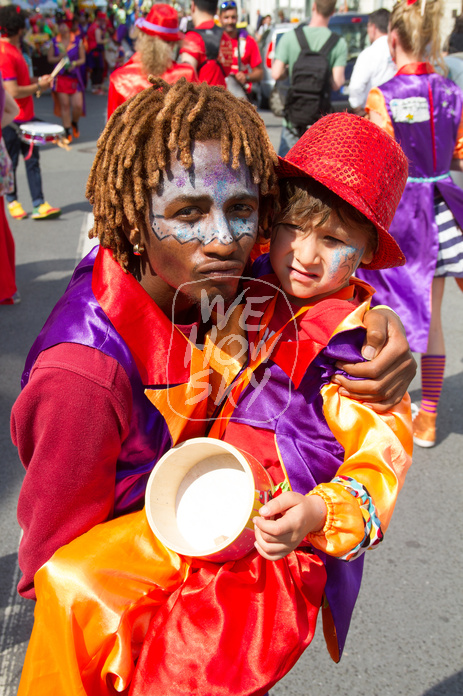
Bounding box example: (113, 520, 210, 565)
(284, 25, 340, 136)
(190, 25, 227, 77)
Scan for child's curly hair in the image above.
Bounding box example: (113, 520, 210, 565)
(86, 77, 279, 270)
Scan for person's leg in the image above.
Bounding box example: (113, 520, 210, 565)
(413, 276, 446, 447)
(278, 125, 299, 158)
(17, 510, 192, 696)
(57, 92, 72, 134)
(70, 91, 83, 137)
(131, 550, 326, 696)
(19, 135, 61, 219)
(0, 197, 18, 302)
(20, 140, 44, 208)
(3, 125, 22, 208)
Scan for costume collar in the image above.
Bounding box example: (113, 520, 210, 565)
(396, 62, 434, 76)
(92, 246, 193, 386)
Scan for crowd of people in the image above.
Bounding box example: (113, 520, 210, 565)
(0, 0, 462, 694)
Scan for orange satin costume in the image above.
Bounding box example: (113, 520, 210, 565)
(17, 277, 412, 696)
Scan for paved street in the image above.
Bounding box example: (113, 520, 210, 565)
(0, 93, 462, 696)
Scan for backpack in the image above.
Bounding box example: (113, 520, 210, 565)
(190, 25, 227, 77)
(284, 25, 340, 136)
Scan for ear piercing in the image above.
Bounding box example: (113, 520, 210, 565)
(133, 243, 145, 256)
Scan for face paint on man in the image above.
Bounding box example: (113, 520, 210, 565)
(148, 141, 259, 247)
(137, 141, 260, 317)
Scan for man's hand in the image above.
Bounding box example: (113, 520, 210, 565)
(253, 491, 326, 561)
(332, 307, 416, 413)
(37, 74, 53, 91)
(235, 70, 247, 85)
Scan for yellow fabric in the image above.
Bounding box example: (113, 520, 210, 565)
(144, 304, 248, 440)
(306, 382, 413, 557)
(365, 87, 395, 139)
(18, 510, 192, 696)
(206, 304, 248, 417)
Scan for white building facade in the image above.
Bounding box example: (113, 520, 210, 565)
(244, 0, 462, 49)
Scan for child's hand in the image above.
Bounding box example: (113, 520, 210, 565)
(253, 492, 327, 561)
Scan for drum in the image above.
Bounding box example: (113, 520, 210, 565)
(145, 437, 275, 562)
(19, 122, 66, 146)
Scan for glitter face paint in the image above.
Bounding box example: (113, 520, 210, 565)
(270, 212, 374, 306)
(137, 140, 260, 315)
(149, 141, 259, 246)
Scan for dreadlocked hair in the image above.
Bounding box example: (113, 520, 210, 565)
(86, 77, 279, 271)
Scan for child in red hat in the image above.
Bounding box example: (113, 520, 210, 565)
(17, 113, 413, 696)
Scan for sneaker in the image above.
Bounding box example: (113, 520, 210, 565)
(412, 406, 437, 448)
(91, 87, 104, 95)
(8, 200, 28, 220)
(72, 121, 80, 139)
(31, 202, 62, 220)
(0, 291, 21, 305)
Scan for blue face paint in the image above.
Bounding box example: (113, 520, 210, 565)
(149, 141, 259, 246)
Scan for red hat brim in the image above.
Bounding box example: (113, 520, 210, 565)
(276, 155, 406, 271)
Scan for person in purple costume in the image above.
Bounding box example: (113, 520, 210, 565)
(357, 0, 463, 448)
(47, 21, 86, 141)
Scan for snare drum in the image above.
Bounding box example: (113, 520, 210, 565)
(19, 121, 65, 146)
(145, 437, 275, 562)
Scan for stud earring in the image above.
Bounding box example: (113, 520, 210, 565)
(133, 243, 145, 256)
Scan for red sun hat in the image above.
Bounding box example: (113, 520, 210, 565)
(135, 3, 182, 42)
(277, 112, 409, 270)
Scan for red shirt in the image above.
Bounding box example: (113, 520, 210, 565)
(230, 32, 261, 74)
(180, 20, 233, 87)
(0, 40, 34, 122)
(107, 52, 198, 119)
(229, 32, 262, 93)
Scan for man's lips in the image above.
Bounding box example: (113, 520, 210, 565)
(197, 261, 244, 277)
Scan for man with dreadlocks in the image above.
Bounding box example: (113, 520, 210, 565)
(14, 78, 415, 695)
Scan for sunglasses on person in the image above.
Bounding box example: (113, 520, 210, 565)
(220, 1, 237, 10)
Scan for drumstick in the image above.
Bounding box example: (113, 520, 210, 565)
(50, 56, 70, 80)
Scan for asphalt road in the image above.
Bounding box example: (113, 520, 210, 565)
(0, 93, 462, 696)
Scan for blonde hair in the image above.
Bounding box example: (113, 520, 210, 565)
(135, 30, 174, 76)
(390, 0, 445, 70)
(86, 78, 279, 270)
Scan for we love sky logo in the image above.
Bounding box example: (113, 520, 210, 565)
(166, 277, 299, 424)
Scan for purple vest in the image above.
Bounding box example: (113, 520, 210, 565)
(22, 246, 172, 516)
(24, 248, 363, 659)
(231, 321, 368, 659)
(357, 71, 463, 352)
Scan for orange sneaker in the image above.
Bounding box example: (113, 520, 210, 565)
(72, 121, 80, 138)
(412, 407, 437, 448)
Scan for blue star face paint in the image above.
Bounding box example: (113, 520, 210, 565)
(149, 141, 259, 247)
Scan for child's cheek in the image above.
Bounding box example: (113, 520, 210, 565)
(329, 245, 363, 282)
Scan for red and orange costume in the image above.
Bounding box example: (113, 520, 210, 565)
(15, 246, 412, 695)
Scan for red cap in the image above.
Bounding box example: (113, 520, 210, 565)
(96, 11, 107, 20)
(135, 3, 182, 42)
(277, 113, 409, 270)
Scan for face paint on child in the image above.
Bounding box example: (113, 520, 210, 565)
(270, 213, 374, 306)
(327, 243, 365, 285)
(149, 140, 259, 246)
